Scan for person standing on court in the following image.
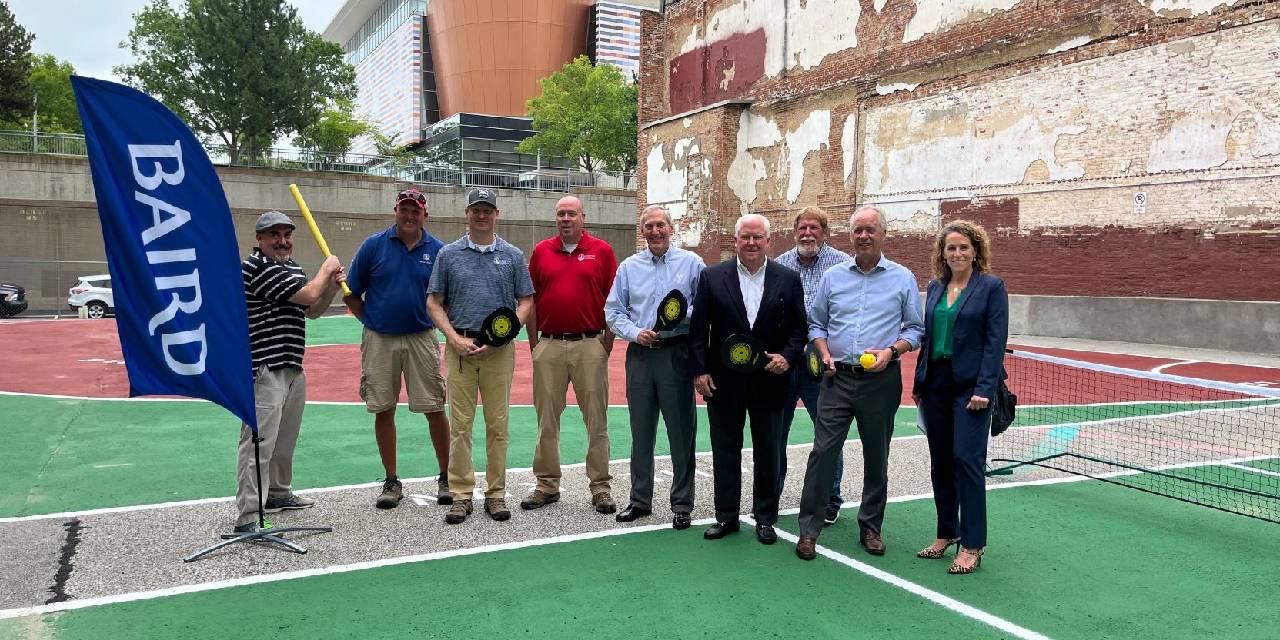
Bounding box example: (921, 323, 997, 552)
(604, 204, 705, 529)
(235, 211, 344, 533)
(523, 195, 620, 514)
(773, 206, 851, 522)
(343, 187, 452, 510)
(912, 220, 1008, 574)
(794, 206, 924, 561)
(427, 187, 534, 525)
(690, 213, 807, 545)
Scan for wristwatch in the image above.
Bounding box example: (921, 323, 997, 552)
(888, 345, 901, 360)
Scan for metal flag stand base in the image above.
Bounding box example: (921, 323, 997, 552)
(184, 436, 332, 563)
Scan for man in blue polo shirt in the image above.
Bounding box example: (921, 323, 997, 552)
(344, 187, 451, 510)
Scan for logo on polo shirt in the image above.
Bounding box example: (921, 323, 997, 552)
(420, 254, 432, 264)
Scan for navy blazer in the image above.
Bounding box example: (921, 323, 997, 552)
(689, 259, 807, 408)
(912, 271, 1009, 399)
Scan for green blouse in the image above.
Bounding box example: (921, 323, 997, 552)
(930, 286, 967, 360)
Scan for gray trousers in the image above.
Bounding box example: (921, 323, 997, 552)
(624, 341, 697, 514)
(798, 362, 901, 537)
(236, 366, 306, 526)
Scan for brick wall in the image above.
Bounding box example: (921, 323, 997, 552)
(639, 0, 1280, 300)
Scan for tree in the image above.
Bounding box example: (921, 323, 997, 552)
(116, 0, 356, 162)
(517, 56, 638, 173)
(293, 99, 375, 155)
(0, 1, 35, 124)
(25, 54, 81, 133)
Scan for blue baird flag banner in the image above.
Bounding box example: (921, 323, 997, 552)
(71, 76, 257, 431)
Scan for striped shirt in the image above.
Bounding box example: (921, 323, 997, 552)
(242, 248, 307, 376)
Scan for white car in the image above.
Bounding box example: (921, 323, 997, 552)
(68, 275, 114, 319)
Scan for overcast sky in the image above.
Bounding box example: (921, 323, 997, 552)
(8, 0, 347, 82)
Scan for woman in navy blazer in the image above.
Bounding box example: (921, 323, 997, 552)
(911, 220, 1008, 574)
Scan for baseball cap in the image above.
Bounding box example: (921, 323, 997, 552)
(466, 187, 498, 208)
(255, 210, 295, 232)
(396, 188, 426, 210)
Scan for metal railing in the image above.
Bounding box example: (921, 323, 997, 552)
(0, 130, 636, 192)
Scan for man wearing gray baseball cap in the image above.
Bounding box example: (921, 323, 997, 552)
(233, 210, 345, 533)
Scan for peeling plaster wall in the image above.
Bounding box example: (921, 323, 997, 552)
(862, 20, 1280, 231)
(1144, 0, 1243, 17)
(726, 107, 832, 210)
(902, 0, 1023, 43)
(645, 131, 713, 246)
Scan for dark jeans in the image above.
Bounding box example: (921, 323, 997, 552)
(919, 358, 991, 548)
(780, 367, 844, 507)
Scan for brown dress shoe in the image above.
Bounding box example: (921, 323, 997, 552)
(860, 529, 886, 555)
(795, 536, 817, 560)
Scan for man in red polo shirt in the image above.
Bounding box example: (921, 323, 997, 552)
(522, 195, 620, 514)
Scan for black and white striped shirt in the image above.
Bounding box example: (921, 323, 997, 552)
(242, 248, 307, 376)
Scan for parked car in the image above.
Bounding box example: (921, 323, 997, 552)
(68, 275, 114, 319)
(0, 283, 27, 318)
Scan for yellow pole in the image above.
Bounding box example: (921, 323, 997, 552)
(289, 183, 351, 296)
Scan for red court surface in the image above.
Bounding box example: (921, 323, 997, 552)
(4, 318, 1278, 403)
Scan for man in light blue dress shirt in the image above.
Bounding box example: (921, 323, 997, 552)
(773, 206, 851, 523)
(794, 206, 925, 561)
(605, 205, 706, 530)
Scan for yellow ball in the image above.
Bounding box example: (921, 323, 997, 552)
(859, 352, 877, 368)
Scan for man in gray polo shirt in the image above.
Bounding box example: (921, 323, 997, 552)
(427, 187, 535, 525)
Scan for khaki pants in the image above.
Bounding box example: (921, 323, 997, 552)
(531, 337, 612, 494)
(236, 366, 305, 526)
(446, 342, 515, 500)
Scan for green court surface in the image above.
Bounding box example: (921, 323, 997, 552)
(1, 394, 859, 517)
(305, 314, 533, 345)
(4, 478, 1277, 639)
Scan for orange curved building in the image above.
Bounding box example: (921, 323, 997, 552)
(427, 0, 591, 118)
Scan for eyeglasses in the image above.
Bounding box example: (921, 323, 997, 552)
(397, 189, 426, 206)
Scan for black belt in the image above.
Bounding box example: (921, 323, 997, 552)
(648, 334, 688, 349)
(539, 330, 602, 341)
(458, 329, 483, 339)
(834, 360, 899, 374)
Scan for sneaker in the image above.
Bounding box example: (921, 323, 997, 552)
(437, 474, 453, 506)
(232, 519, 273, 534)
(376, 477, 403, 509)
(484, 498, 511, 521)
(444, 499, 473, 525)
(823, 502, 840, 526)
(264, 494, 316, 513)
(591, 491, 617, 515)
(520, 490, 560, 510)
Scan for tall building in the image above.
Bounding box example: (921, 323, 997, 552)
(323, 0, 651, 164)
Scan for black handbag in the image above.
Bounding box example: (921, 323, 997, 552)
(990, 368, 1017, 436)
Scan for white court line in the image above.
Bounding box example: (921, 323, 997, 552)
(754, 517, 1052, 640)
(1152, 359, 1198, 375)
(3, 456, 1273, 622)
(0, 517, 718, 621)
(1225, 462, 1280, 478)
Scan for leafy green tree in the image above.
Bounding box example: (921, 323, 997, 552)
(0, 1, 35, 123)
(116, 0, 356, 162)
(25, 54, 81, 133)
(517, 55, 638, 173)
(293, 99, 375, 155)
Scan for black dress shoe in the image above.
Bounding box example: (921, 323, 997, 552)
(755, 524, 778, 545)
(703, 520, 740, 539)
(672, 513, 692, 530)
(615, 505, 652, 523)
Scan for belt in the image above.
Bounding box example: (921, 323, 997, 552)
(648, 334, 688, 349)
(539, 330, 602, 341)
(458, 329, 483, 339)
(834, 359, 900, 374)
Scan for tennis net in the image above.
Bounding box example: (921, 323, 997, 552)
(989, 349, 1280, 524)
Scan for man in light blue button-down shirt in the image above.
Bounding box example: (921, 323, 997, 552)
(794, 206, 925, 561)
(604, 205, 705, 529)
